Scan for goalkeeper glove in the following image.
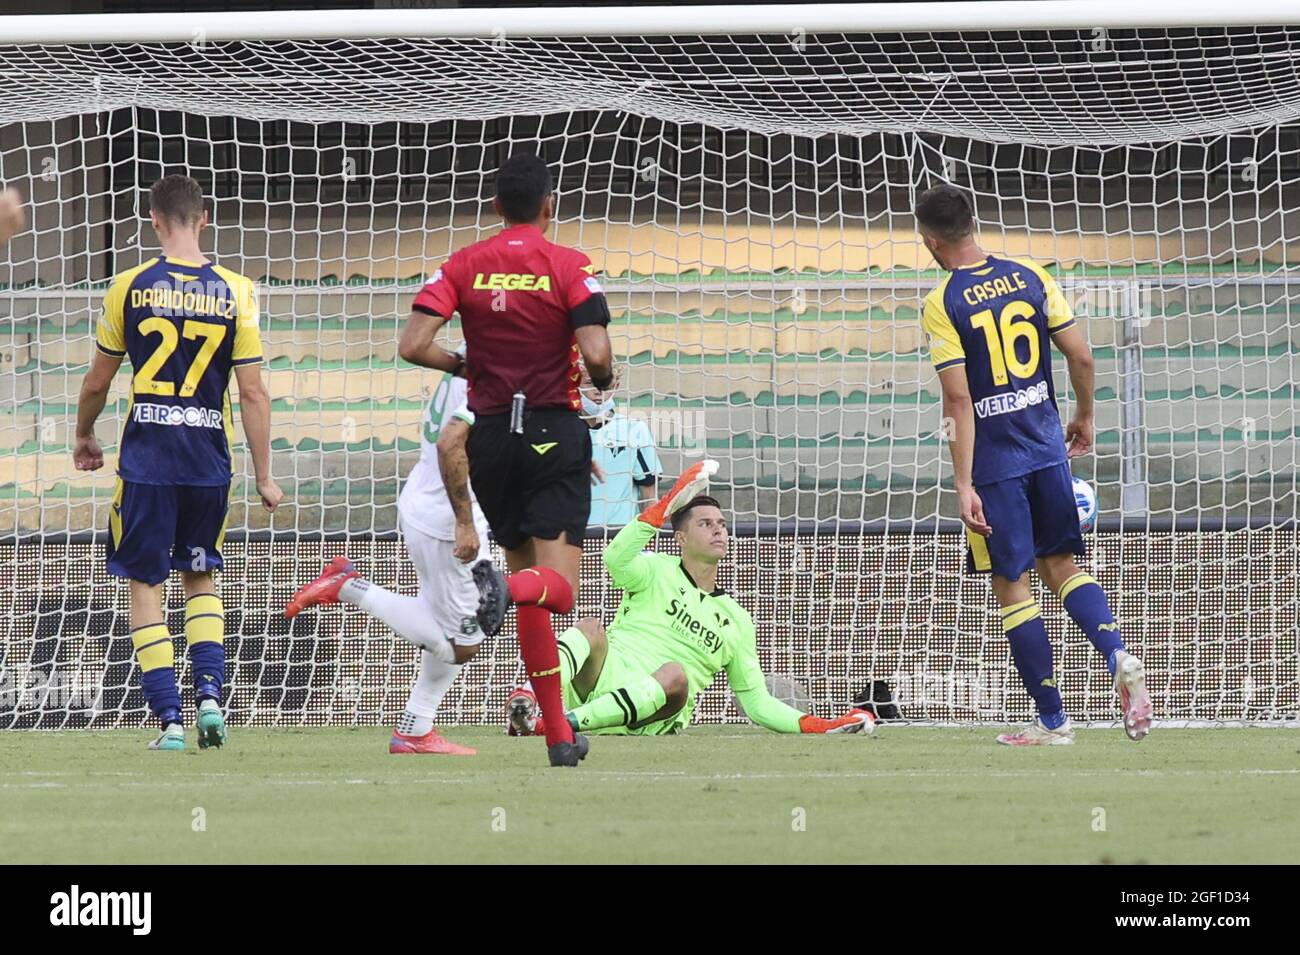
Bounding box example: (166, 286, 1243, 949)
(799, 708, 877, 735)
(639, 459, 719, 529)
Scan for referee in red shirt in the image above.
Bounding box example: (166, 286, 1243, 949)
(401, 154, 615, 766)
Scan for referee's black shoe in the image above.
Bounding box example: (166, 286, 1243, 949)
(548, 733, 590, 767)
(472, 559, 511, 637)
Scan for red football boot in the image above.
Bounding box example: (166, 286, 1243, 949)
(389, 728, 477, 755)
(284, 556, 359, 618)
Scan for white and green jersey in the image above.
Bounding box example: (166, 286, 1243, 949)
(398, 373, 487, 541)
(601, 518, 804, 732)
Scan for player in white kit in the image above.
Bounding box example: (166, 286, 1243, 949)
(285, 370, 490, 755)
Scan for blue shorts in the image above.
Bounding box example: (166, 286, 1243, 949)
(106, 479, 230, 585)
(966, 461, 1084, 580)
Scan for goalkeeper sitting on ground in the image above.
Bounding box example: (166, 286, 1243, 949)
(475, 462, 875, 737)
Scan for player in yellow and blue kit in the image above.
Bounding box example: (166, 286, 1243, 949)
(915, 184, 1152, 746)
(73, 175, 282, 751)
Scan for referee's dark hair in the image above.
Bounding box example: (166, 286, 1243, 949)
(671, 494, 722, 532)
(150, 175, 205, 228)
(914, 184, 975, 244)
(495, 153, 554, 224)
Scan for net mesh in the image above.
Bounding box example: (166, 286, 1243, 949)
(1, 23, 1297, 727)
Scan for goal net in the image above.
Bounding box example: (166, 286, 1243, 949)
(1, 5, 1297, 729)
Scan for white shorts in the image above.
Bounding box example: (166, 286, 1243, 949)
(400, 514, 485, 647)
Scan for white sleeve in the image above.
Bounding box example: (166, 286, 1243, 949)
(448, 376, 473, 424)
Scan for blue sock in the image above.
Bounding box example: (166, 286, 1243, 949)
(1059, 573, 1126, 674)
(140, 669, 182, 727)
(185, 593, 226, 702)
(1002, 599, 1065, 727)
(133, 623, 182, 726)
(189, 641, 225, 702)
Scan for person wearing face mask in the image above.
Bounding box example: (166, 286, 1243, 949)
(581, 370, 662, 529)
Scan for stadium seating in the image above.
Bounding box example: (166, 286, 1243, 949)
(2, 260, 1296, 534)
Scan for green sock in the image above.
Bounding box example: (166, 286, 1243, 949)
(570, 673, 667, 731)
(556, 627, 591, 688)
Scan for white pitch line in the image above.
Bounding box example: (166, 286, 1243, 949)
(578, 768, 1300, 780)
(2, 767, 1298, 789)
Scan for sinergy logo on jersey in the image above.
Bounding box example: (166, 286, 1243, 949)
(974, 380, 1050, 419)
(132, 402, 223, 429)
(665, 598, 724, 653)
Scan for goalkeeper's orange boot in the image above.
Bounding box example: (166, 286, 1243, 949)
(388, 728, 476, 755)
(284, 556, 359, 618)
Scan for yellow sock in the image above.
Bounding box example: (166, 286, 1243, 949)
(186, 593, 226, 701)
(132, 623, 180, 721)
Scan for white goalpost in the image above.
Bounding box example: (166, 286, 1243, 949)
(0, 2, 1296, 729)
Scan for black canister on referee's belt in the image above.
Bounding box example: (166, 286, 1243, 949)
(510, 391, 526, 434)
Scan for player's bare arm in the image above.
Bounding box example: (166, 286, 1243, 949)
(73, 348, 122, 471)
(574, 323, 614, 389)
(1051, 322, 1096, 458)
(397, 308, 462, 374)
(436, 416, 479, 563)
(0, 186, 25, 246)
(234, 362, 281, 511)
(936, 363, 990, 537)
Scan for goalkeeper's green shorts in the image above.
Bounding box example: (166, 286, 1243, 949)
(563, 647, 685, 737)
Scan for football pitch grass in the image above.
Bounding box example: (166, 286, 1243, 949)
(2, 726, 1296, 864)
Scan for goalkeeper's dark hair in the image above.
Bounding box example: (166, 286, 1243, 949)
(495, 153, 554, 223)
(149, 175, 205, 228)
(671, 495, 722, 532)
(914, 183, 975, 244)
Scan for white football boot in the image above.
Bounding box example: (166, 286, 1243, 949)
(147, 723, 185, 751)
(996, 716, 1075, 746)
(1113, 650, 1153, 741)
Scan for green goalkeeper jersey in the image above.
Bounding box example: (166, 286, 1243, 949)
(601, 518, 804, 733)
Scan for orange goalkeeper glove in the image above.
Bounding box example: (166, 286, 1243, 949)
(639, 459, 719, 528)
(799, 708, 877, 735)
